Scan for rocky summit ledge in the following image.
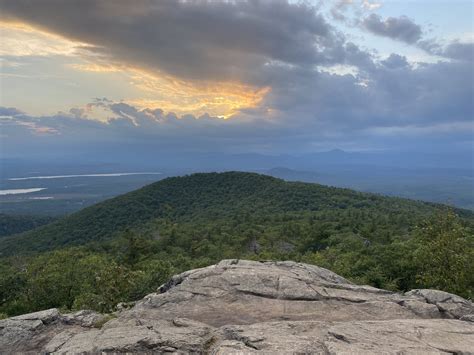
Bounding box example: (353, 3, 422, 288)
(1, 259, 473, 354)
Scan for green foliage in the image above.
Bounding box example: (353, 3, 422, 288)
(0, 243, 173, 316)
(0, 173, 473, 317)
(0, 214, 55, 237)
(414, 209, 474, 298)
(0, 172, 447, 255)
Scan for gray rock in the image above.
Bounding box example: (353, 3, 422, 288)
(1, 260, 473, 354)
(0, 309, 60, 350)
(406, 289, 474, 320)
(461, 314, 474, 322)
(212, 319, 474, 354)
(60, 309, 108, 327)
(10, 308, 59, 324)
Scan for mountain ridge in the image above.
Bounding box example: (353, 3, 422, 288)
(0, 171, 456, 256)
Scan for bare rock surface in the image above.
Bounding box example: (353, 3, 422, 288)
(1, 259, 473, 354)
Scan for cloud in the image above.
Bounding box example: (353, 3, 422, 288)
(0, 0, 472, 157)
(0, 107, 23, 116)
(330, 0, 381, 23)
(0, 22, 82, 57)
(362, 14, 422, 44)
(1, 102, 284, 158)
(381, 53, 409, 69)
(440, 41, 474, 61)
(444, 42, 474, 61)
(0, 0, 363, 118)
(2, 52, 472, 155)
(330, 0, 353, 22)
(361, 0, 382, 11)
(0, 0, 342, 85)
(418, 38, 474, 62)
(364, 121, 474, 137)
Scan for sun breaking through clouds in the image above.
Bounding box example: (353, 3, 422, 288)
(0, 0, 473, 155)
(0, 19, 270, 118)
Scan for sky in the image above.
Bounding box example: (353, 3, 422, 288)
(0, 0, 473, 160)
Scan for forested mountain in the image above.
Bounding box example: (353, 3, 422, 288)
(0, 214, 55, 238)
(0, 172, 473, 318)
(0, 172, 456, 255)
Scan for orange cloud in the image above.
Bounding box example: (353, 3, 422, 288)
(128, 70, 271, 118)
(2, 21, 271, 119)
(71, 63, 271, 118)
(68, 63, 123, 73)
(0, 21, 84, 56)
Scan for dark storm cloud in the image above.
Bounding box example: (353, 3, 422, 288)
(362, 14, 422, 44)
(0, 0, 344, 83)
(254, 55, 473, 139)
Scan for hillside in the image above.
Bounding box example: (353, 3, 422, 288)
(0, 214, 55, 238)
(0, 172, 473, 318)
(0, 172, 454, 256)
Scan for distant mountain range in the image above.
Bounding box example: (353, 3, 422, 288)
(2, 150, 472, 216)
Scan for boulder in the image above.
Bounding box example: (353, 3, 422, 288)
(60, 310, 108, 328)
(1, 259, 473, 353)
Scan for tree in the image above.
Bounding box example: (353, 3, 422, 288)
(26, 249, 85, 310)
(414, 209, 474, 298)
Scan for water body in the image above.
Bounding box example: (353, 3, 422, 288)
(9, 172, 162, 181)
(0, 188, 47, 196)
